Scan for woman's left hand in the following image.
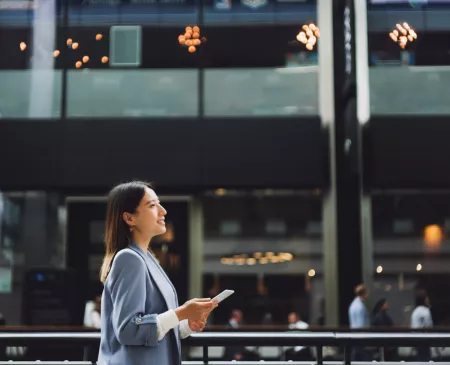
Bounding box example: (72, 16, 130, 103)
(188, 317, 207, 332)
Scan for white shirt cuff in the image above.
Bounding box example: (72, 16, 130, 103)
(156, 310, 180, 341)
(180, 319, 195, 339)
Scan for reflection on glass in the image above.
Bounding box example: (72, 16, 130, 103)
(0, 14, 61, 118)
(372, 194, 450, 334)
(67, 69, 199, 117)
(368, 2, 450, 114)
(202, 193, 324, 328)
(205, 67, 318, 116)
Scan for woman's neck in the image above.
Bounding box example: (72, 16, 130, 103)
(132, 233, 152, 252)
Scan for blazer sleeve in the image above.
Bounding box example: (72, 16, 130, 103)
(108, 250, 159, 347)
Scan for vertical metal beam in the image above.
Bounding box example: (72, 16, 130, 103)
(189, 198, 204, 299)
(60, 0, 69, 119)
(334, 0, 365, 325)
(354, 0, 374, 293)
(197, 0, 204, 118)
(323, 0, 367, 325)
(29, 0, 57, 118)
(318, 0, 339, 326)
(355, 0, 370, 126)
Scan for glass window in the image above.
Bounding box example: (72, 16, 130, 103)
(65, 2, 200, 117)
(202, 0, 319, 116)
(368, 1, 450, 114)
(0, 191, 65, 325)
(0, 9, 62, 118)
(372, 193, 450, 334)
(201, 191, 324, 331)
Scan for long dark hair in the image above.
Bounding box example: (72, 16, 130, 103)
(100, 181, 151, 283)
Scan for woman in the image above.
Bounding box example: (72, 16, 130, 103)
(98, 181, 218, 365)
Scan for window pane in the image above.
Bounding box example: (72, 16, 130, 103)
(65, 5, 199, 118)
(368, 2, 450, 115)
(372, 193, 450, 332)
(67, 69, 199, 117)
(200, 192, 324, 336)
(0, 191, 65, 324)
(0, 10, 61, 118)
(202, 1, 319, 117)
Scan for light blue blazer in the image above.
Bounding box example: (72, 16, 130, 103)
(98, 243, 181, 365)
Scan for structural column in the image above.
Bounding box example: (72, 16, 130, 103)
(189, 198, 204, 299)
(320, 0, 372, 325)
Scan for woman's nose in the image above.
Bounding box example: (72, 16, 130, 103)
(160, 205, 167, 215)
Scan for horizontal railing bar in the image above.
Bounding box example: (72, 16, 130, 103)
(0, 331, 450, 346)
(187, 332, 450, 346)
(0, 363, 93, 365)
(1, 362, 450, 365)
(191, 363, 450, 365)
(0, 333, 101, 339)
(188, 332, 337, 346)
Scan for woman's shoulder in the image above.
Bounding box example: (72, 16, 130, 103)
(112, 248, 146, 270)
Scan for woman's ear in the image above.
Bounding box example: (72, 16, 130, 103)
(122, 212, 134, 227)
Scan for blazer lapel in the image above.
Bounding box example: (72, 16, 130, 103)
(147, 253, 179, 306)
(128, 244, 172, 311)
(128, 244, 182, 361)
(144, 251, 181, 354)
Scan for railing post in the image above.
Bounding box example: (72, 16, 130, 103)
(380, 346, 385, 361)
(344, 345, 351, 365)
(202, 345, 208, 364)
(316, 345, 323, 365)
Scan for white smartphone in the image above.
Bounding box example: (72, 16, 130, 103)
(212, 289, 234, 303)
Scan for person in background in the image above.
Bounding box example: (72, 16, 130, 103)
(288, 312, 309, 330)
(348, 284, 372, 361)
(228, 309, 243, 329)
(349, 284, 370, 329)
(411, 290, 433, 362)
(372, 298, 393, 327)
(224, 309, 246, 361)
(372, 298, 396, 361)
(285, 312, 311, 360)
(90, 296, 102, 329)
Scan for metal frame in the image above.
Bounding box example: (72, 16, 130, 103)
(317, 0, 339, 327)
(0, 332, 449, 365)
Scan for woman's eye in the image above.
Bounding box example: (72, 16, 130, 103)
(150, 204, 156, 208)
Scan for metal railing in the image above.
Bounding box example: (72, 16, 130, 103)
(0, 331, 450, 364)
(0, 362, 449, 365)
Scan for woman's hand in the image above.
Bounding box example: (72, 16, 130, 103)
(188, 317, 207, 332)
(188, 300, 218, 331)
(174, 298, 218, 322)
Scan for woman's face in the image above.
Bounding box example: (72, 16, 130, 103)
(130, 187, 167, 238)
(382, 301, 388, 311)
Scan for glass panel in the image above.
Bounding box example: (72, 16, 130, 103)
(65, 5, 199, 117)
(0, 70, 62, 118)
(204, 67, 317, 116)
(0, 191, 65, 325)
(368, 1, 450, 115)
(203, 0, 319, 116)
(199, 191, 324, 353)
(0, 10, 61, 118)
(67, 69, 199, 117)
(372, 193, 450, 344)
(67, 0, 198, 27)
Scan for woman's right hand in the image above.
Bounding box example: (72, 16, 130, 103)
(174, 298, 218, 321)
